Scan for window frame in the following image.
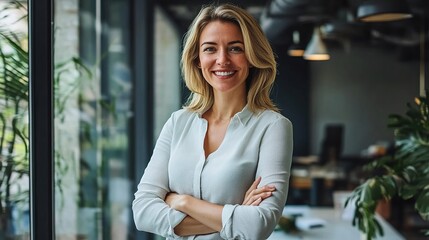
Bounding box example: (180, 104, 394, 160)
(29, 0, 55, 239)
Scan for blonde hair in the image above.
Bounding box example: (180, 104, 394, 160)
(181, 4, 278, 113)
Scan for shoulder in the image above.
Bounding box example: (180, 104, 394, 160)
(257, 110, 292, 127)
(171, 108, 192, 118)
(169, 108, 198, 124)
(256, 110, 293, 142)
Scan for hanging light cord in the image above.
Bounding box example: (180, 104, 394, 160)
(420, 17, 426, 97)
(420, 18, 426, 97)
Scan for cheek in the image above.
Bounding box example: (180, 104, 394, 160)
(199, 60, 212, 80)
(198, 57, 212, 69)
(240, 57, 250, 68)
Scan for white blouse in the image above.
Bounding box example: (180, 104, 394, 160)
(132, 106, 293, 240)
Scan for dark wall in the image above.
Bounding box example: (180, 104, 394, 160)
(272, 44, 311, 156)
(309, 43, 419, 155)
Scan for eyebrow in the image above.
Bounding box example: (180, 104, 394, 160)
(200, 40, 244, 47)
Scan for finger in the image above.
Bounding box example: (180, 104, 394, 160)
(243, 190, 259, 205)
(251, 185, 276, 196)
(244, 190, 273, 205)
(243, 193, 254, 205)
(245, 176, 261, 197)
(243, 185, 275, 205)
(252, 191, 273, 202)
(261, 184, 276, 191)
(260, 191, 273, 200)
(251, 197, 262, 206)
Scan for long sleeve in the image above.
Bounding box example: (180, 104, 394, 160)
(132, 114, 187, 238)
(219, 117, 293, 240)
(133, 107, 293, 240)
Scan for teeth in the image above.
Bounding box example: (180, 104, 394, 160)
(215, 71, 234, 76)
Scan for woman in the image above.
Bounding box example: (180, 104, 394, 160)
(132, 4, 293, 239)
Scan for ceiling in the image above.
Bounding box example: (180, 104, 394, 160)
(156, 0, 267, 33)
(157, 0, 429, 61)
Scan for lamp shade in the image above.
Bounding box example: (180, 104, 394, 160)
(357, 0, 413, 22)
(303, 27, 330, 61)
(288, 45, 305, 57)
(288, 31, 305, 57)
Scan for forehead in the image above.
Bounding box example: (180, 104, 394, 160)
(199, 20, 243, 43)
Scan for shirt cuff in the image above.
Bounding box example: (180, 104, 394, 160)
(220, 204, 238, 239)
(167, 209, 187, 238)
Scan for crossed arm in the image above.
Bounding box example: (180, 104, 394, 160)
(165, 176, 276, 236)
(133, 115, 293, 238)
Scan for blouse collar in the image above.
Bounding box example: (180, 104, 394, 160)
(235, 105, 253, 126)
(197, 104, 253, 126)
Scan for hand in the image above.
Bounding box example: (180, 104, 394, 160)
(165, 192, 187, 210)
(165, 193, 219, 236)
(242, 176, 276, 206)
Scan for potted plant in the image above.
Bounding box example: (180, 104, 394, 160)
(346, 94, 429, 240)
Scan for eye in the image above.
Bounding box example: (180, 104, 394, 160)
(230, 46, 244, 53)
(202, 47, 216, 53)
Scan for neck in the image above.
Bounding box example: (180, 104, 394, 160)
(208, 95, 246, 121)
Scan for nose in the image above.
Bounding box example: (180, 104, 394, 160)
(216, 49, 230, 66)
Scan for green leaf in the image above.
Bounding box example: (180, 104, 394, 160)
(387, 114, 410, 128)
(405, 105, 420, 118)
(402, 166, 418, 182)
(415, 188, 429, 221)
(378, 176, 397, 198)
(399, 183, 419, 199)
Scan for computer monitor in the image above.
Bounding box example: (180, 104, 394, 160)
(319, 124, 344, 165)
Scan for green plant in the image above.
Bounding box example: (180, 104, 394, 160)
(0, 32, 29, 203)
(54, 56, 93, 211)
(0, 2, 29, 237)
(0, 1, 95, 234)
(346, 94, 429, 240)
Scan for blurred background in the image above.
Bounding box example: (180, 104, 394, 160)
(0, 0, 428, 239)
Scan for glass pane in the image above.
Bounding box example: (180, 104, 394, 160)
(153, 7, 181, 240)
(0, 0, 30, 239)
(154, 6, 181, 140)
(54, 0, 133, 239)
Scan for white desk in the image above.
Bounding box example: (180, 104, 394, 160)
(268, 207, 405, 240)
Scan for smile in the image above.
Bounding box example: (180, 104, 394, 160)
(214, 71, 235, 76)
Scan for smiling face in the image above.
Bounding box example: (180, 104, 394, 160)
(198, 20, 250, 97)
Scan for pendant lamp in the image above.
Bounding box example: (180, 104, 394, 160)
(303, 27, 330, 61)
(288, 31, 305, 57)
(357, 0, 413, 22)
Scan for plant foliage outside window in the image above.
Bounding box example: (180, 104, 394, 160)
(0, 1, 92, 238)
(0, 0, 29, 237)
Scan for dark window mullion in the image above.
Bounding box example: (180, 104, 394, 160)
(130, 0, 155, 239)
(29, 0, 54, 239)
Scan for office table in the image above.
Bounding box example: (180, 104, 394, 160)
(268, 207, 405, 240)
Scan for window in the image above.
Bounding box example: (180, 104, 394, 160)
(54, 0, 134, 239)
(52, 1, 182, 240)
(0, 1, 30, 238)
